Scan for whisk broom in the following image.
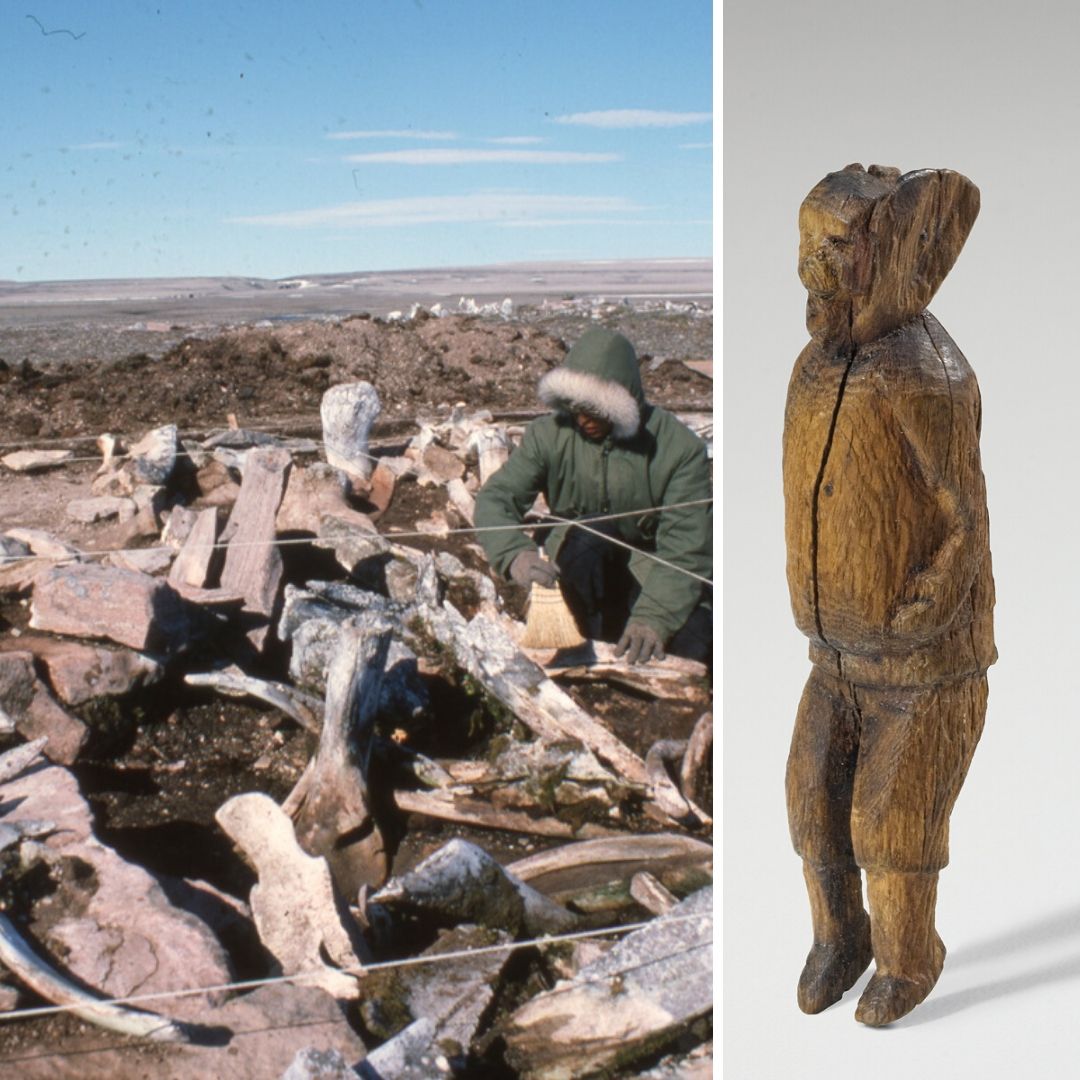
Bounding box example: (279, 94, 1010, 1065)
(519, 554, 586, 649)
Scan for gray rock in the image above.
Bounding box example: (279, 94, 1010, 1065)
(1, 449, 73, 473)
(283, 1047, 360, 1079)
(128, 423, 178, 484)
(356, 1018, 439, 1080)
(66, 495, 137, 524)
(371, 838, 577, 938)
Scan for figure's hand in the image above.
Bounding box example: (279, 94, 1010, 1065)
(889, 569, 948, 637)
(509, 550, 558, 588)
(615, 621, 665, 665)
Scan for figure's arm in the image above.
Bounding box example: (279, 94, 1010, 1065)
(626, 437, 713, 642)
(473, 422, 549, 578)
(887, 391, 986, 636)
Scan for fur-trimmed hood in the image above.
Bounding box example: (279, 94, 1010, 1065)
(538, 328, 644, 440)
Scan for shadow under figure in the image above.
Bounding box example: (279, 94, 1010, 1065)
(782, 163, 996, 1027)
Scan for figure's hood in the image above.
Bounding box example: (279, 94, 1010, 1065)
(538, 328, 644, 440)
(802, 164, 981, 344)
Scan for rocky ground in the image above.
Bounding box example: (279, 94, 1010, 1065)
(0, 277, 713, 1078)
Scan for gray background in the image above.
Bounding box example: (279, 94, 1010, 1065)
(724, 1, 1080, 1074)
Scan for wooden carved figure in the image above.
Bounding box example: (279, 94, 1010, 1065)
(783, 164, 996, 1026)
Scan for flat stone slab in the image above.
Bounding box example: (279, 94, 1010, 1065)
(66, 496, 137, 524)
(0, 651, 88, 762)
(0, 637, 163, 706)
(0, 763, 232, 1020)
(30, 563, 189, 653)
(2, 449, 73, 472)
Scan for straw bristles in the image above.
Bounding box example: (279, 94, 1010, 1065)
(520, 583, 586, 649)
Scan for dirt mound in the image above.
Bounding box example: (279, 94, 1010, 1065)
(0, 312, 712, 444)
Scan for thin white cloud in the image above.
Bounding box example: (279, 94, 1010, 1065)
(71, 141, 125, 151)
(679, 142, 712, 150)
(485, 135, 545, 145)
(344, 149, 618, 165)
(553, 110, 712, 129)
(229, 193, 640, 228)
(325, 129, 458, 141)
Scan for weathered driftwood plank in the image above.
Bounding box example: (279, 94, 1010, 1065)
(216, 792, 367, 1000)
(501, 886, 713, 1079)
(29, 563, 189, 654)
(646, 739, 712, 828)
(167, 506, 220, 590)
(680, 710, 712, 808)
(393, 789, 619, 841)
(630, 871, 678, 915)
(290, 627, 391, 894)
(413, 604, 645, 787)
(219, 446, 292, 650)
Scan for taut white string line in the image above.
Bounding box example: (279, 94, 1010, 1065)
(0, 911, 713, 1025)
(0, 500, 714, 587)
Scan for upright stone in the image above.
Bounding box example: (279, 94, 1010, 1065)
(321, 382, 381, 482)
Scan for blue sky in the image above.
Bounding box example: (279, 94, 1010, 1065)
(2, 1, 713, 282)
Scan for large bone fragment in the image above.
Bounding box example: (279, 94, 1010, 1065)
(219, 446, 292, 650)
(321, 381, 381, 482)
(501, 886, 713, 1079)
(468, 424, 513, 485)
(680, 711, 712, 810)
(291, 627, 392, 893)
(184, 667, 322, 733)
(215, 792, 366, 999)
(0, 913, 188, 1042)
(393, 789, 619, 841)
(507, 833, 714, 903)
(413, 604, 645, 787)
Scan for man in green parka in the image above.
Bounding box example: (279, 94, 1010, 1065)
(474, 328, 712, 663)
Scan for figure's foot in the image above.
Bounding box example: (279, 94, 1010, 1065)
(854, 934, 945, 1026)
(797, 915, 873, 1014)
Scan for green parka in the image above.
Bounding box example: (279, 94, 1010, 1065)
(474, 328, 712, 642)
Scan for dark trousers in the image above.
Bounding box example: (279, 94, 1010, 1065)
(553, 519, 712, 662)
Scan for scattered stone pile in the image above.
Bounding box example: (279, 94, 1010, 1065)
(0, 382, 713, 1078)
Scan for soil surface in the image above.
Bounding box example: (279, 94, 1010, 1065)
(0, 267, 713, 1075)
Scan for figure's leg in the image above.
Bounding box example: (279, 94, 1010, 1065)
(855, 869, 945, 1026)
(851, 675, 987, 1026)
(786, 669, 872, 1013)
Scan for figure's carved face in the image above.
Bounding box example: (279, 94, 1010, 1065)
(798, 205, 859, 300)
(798, 191, 874, 345)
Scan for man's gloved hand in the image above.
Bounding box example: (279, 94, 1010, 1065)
(509, 550, 559, 588)
(615, 621, 665, 665)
